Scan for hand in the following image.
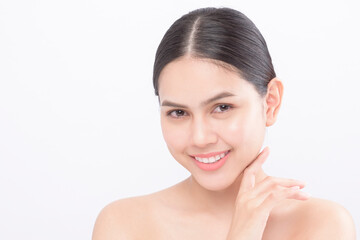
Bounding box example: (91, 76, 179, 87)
(226, 147, 310, 240)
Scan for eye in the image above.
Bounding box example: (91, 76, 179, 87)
(167, 109, 188, 118)
(213, 104, 232, 113)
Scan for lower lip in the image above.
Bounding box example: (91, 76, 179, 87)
(193, 151, 230, 171)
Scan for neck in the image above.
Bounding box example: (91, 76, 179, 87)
(184, 169, 267, 217)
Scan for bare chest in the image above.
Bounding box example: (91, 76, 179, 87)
(127, 195, 301, 240)
(144, 213, 231, 240)
(133, 210, 295, 240)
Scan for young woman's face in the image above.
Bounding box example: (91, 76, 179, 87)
(158, 56, 267, 191)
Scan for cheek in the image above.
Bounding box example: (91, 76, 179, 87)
(218, 116, 248, 146)
(160, 118, 188, 154)
(218, 109, 265, 150)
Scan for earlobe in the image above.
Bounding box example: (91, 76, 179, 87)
(265, 78, 284, 127)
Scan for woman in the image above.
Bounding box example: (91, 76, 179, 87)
(92, 7, 356, 239)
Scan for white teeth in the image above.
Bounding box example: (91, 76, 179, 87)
(194, 151, 228, 164)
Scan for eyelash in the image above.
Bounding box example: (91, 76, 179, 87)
(166, 104, 233, 119)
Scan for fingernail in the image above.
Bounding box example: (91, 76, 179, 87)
(290, 186, 300, 190)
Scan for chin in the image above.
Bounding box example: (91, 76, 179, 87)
(192, 172, 239, 192)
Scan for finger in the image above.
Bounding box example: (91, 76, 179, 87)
(256, 186, 311, 212)
(238, 147, 270, 194)
(238, 172, 256, 196)
(246, 146, 270, 174)
(249, 176, 306, 197)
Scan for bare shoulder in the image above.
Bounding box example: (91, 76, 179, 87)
(92, 195, 156, 240)
(91, 183, 183, 240)
(291, 197, 356, 239)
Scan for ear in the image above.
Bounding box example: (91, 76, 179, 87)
(264, 78, 284, 127)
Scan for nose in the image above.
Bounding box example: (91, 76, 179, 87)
(190, 116, 218, 148)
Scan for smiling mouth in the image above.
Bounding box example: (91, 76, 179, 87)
(192, 150, 230, 164)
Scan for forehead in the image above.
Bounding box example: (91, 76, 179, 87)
(158, 56, 257, 103)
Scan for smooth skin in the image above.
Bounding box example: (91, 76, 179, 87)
(92, 56, 356, 240)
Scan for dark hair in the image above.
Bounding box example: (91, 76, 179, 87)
(153, 7, 276, 97)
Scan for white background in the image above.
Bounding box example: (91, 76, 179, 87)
(0, 0, 359, 239)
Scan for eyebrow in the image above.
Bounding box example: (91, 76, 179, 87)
(161, 91, 236, 108)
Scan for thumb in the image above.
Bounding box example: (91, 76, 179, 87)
(238, 147, 270, 195)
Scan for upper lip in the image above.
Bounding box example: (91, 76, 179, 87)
(191, 150, 230, 158)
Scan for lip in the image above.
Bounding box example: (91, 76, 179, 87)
(191, 150, 230, 158)
(192, 150, 230, 171)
